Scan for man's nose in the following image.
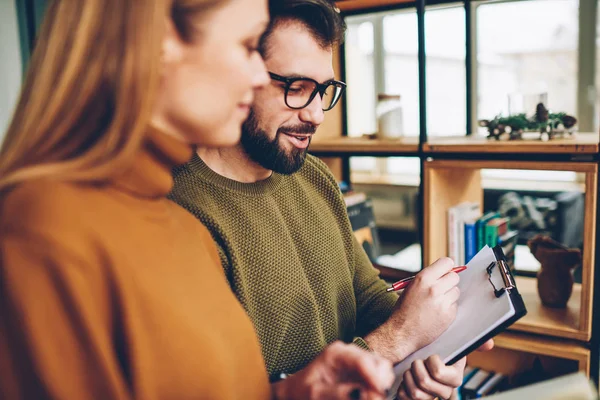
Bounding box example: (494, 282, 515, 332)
(298, 94, 325, 127)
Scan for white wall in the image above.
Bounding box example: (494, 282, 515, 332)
(0, 0, 23, 141)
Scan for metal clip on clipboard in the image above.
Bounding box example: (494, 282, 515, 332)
(486, 259, 516, 298)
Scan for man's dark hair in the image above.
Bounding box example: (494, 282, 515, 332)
(259, 0, 346, 58)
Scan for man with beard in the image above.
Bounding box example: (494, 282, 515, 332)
(170, 1, 491, 398)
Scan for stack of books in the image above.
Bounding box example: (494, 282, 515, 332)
(447, 203, 518, 267)
(459, 366, 507, 399)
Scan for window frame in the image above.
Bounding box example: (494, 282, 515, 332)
(341, 0, 598, 185)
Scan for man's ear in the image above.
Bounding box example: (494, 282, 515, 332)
(161, 18, 185, 66)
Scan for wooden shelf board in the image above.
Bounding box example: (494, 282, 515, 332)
(309, 137, 419, 154)
(425, 159, 598, 173)
(423, 161, 596, 343)
(509, 277, 588, 341)
(423, 133, 599, 154)
(468, 331, 591, 376)
(336, 0, 414, 12)
(492, 332, 590, 362)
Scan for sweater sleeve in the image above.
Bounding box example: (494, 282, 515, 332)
(351, 234, 398, 338)
(0, 232, 130, 400)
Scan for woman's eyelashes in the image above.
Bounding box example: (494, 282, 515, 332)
(243, 36, 261, 57)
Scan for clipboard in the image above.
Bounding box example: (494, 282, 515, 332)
(387, 245, 527, 398)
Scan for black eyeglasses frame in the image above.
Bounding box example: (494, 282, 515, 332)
(268, 72, 346, 112)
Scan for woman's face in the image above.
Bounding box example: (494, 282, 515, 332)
(154, 0, 269, 147)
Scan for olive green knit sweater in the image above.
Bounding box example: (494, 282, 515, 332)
(169, 153, 398, 376)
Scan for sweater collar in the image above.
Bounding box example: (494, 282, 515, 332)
(113, 128, 193, 198)
(187, 152, 283, 196)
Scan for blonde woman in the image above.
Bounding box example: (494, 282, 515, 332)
(0, 0, 394, 399)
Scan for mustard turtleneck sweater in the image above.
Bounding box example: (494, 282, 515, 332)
(0, 130, 270, 400)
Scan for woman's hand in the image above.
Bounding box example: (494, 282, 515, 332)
(271, 341, 395, 400)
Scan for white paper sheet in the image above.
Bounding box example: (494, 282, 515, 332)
(387, 246, 516, 399)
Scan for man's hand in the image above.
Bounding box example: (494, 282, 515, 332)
(271, 341, 394, 400)
(398, 355, 465, 400)
(397, 340, 494, 400)
(364, 257, 460, 363)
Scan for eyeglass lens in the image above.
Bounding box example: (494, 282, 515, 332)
(286, 80, 342, 110)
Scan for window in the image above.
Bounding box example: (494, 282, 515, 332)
(343, 0, 598, 185)
(383, 11, 420, 137)
(476, 0, 579, 131)
(0, 0, 23, 138)
(424, 4, 466, 136)
(345, 17, 377, 137)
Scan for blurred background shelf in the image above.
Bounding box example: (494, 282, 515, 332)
(467, 331, 591, 378)
(423, 134, 599, 154)
(310, 137, 419, 155)
(322, 0, 600, 389)
(510, 277, 587, 341)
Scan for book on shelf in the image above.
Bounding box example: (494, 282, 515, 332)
(343, 191, 367, 207)
(477, 373, 506, 398)
(457, 366, 478, 400)
(464, 218, 478, 263)
(344, 191, 381, 263)
(461, 369, 491, 399)
(484, 217, 509, 248)
(449, 205, 519, 269)
(448, 202, 480, 265)
(498, 230, 519, 271)
(476, 212, 499, 251)
(460, 367, 506, 399)
(463, 366, 478, 384)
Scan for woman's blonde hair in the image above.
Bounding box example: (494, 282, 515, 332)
(0, 0, 221, 192)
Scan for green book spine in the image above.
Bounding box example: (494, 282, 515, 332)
(485, 223, 498, 247)
(477, 222, 485, 251)
(476, 212, 499, 250)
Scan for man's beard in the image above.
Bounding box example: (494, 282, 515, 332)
(240, 109, 315, 175)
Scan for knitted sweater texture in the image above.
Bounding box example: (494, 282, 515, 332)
(170, 153, 397, 376)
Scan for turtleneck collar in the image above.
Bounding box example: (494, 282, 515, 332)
(112, 128, 193, 198)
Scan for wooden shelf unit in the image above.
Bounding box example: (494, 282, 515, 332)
(319, 3, 600, 385)
(513, 277, 584, 341)
(423, 159, 597, 342)
(467, 331, 591, 378)
(424, 134, 599, 154)
(310, 136, 419, 155)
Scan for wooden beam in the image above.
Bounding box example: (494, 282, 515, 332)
(336, 0, 414, 12)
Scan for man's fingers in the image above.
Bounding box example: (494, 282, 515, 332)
(401, 369, 432, 400)
(477, 339, 494, 352)
(323, 342, 393, 393)
(418, 257, 456, 282)
(435, 272, 460, 296)
(410, 359, 453, 399)
(423, 355, 464, 388)
(443, 285, 461, 306)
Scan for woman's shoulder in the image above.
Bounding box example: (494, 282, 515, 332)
(0, 179, 107, 235)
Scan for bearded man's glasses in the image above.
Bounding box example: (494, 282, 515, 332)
(269, 72, 346, 112)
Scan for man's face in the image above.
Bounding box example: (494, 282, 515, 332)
(241, 20, 334, 174)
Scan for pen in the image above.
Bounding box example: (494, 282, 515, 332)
(385, 266, 468, 292)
